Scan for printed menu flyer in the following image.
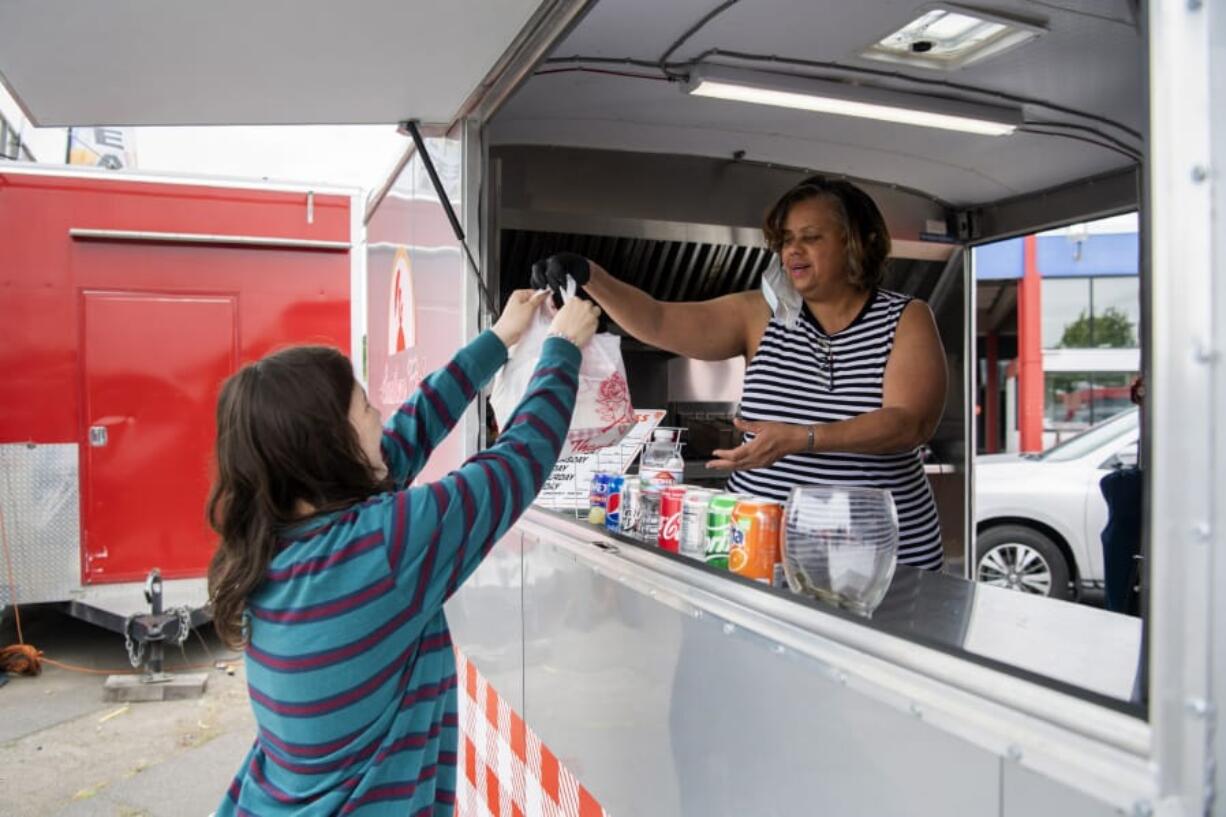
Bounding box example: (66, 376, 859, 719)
(535, 409, 667, 510)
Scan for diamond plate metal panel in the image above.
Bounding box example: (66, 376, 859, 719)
(0, 444, 82, 605)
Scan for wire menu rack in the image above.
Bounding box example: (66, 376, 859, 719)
(534, 411, 683, 517)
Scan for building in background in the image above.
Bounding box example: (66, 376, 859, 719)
(67, 125, 137, 169)
(0, 82, 67, 163)
(974, 213, 1140, 453)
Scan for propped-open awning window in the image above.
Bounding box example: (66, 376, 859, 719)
(0, 0, 579, 128)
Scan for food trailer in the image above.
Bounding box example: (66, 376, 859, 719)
(1, 0, 1221, 814)
(0, 167, 361, 671)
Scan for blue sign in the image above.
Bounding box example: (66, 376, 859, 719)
(974, 233, 1138, 280)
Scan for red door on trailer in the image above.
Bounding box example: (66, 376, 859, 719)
(81, 291, 239, 583)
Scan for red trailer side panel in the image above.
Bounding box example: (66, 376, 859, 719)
(1, 170, 353, 583)
(81, 291, 239, 582)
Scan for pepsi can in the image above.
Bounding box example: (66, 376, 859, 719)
(604, 475, 625, 532)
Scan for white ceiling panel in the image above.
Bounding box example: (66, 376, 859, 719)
(0, 0, 546, 126)
(492, 0, 1144, 208)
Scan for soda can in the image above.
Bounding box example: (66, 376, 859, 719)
(638, 487, 662, 543)
(704, 493, 740, 569)
(680, 489, 714, 559)
(729, 498, 783, 582)
(620, 480, 642, 536)
(657, 486, 687, 552)
(604, 475, 625, 533)
(588, 472, 612, 526)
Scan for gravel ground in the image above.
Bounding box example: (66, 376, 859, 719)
(0, 604, 255, 817)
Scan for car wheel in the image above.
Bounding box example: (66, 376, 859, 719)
(975, 525, 1073, 600)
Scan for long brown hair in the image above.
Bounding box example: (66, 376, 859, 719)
(763, 175, 892, 290)
(207, 346, 390, 648)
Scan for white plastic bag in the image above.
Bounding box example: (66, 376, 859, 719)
(490, 281, 636, 457)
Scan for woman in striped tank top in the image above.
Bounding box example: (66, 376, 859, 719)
(532, 176, 947, 568)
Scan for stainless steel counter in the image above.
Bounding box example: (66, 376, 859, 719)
(446, 505, 1153, 816)
(525, 506, 1144, 707)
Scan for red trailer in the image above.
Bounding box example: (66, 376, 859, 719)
(0, 164, 360, 671)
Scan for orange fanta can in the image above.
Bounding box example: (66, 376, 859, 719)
(728, 498, 782, 582)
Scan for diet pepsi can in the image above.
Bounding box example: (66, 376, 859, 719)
(588, 472, 613, 526)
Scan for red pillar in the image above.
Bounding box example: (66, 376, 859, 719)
(1018, 235, 1044, 453)
(985, 332, 1000, 453)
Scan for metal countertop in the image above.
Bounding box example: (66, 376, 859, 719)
(525, 505, 1144, 709)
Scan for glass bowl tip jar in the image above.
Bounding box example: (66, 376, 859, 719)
(782, 485, 900, 616)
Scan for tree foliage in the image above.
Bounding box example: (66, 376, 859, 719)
(1058, 306, 1136, 348)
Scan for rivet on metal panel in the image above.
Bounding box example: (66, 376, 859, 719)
(1186, 697, 1215, 719)
(692, 609, 703, 619)
(772, 644, 786, 655)
(1187, 0, 1203, 12)
(722, 623, 736, 635)
(1194, 343, 1220, 364)
(1006, 744, 1023, 762)
(1192, 522, 1212, 543)
(910, 703, 923, 719)
(1191, 165, 1209, 183)
(1131, 799, 1154, 817)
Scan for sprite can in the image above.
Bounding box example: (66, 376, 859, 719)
(704, 493, 740, 569)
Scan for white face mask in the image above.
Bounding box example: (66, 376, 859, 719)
(761, 254, 804, 328)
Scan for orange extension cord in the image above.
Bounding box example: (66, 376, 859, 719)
(0, 506, 236, 678)
(1, 503, 43, 675)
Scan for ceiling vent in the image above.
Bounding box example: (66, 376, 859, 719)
(861, 4, 1045, 70)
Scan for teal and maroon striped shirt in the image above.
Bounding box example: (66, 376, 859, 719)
(217, 330, 579, 816)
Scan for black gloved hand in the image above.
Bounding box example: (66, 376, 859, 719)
(530, 252, 592, 308)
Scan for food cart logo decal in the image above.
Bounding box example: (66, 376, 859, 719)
(388, 247, 416, 354)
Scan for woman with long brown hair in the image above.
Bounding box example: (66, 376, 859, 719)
(209, 291, 600, 816)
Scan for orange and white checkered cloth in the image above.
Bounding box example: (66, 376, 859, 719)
(455, 649, 610, 817)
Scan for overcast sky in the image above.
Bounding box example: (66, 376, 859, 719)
(2, 83, 409, 192)
(132, 125, 409, 192)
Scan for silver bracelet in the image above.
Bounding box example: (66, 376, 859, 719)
(545, 329, 578, 346)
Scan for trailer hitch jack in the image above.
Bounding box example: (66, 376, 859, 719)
(122, 569, 192, 682)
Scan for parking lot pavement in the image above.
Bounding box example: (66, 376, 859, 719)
(1, 604, 255, 817)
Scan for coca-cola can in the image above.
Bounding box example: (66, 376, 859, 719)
(657, 486, 687, 552)
(619, 480, 642, 536)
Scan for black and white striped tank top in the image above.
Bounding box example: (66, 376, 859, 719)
(727, 288, 944, 569)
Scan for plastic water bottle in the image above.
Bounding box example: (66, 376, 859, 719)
(640, 434, 684, 491)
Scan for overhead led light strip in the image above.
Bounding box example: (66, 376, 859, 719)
(686, 68, 1021, 137)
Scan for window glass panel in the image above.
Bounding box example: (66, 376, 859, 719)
(1044, 371, 1139, 442)
(1042, 408, 1138, 462)
(1042, 278, 1091, 348)
(364, 134, 466, 483)
(1090, 277, 1141, 348)
(1045, 371, 1095, 435)
(1089, 371, 1138, 423)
